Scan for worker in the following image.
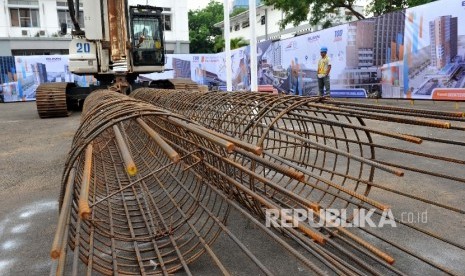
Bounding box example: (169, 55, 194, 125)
(317, 46, 331, 96)
(136, 28, 155, 49)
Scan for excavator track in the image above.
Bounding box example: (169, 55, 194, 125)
(36, 83, 74, 118)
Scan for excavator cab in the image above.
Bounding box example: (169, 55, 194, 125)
(36, 2, 177, 118)
(129, 5, 165, 67)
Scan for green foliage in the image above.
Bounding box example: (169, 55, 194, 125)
(262, 0, 436, 29)
(367, 0, 405, 15)
(213, 37, 249, 53)
(188, 1, 224, 53)
(213, 36, 224, 53)
(231, 37, 250, 49)
(261, 0, 365, 29)
(367, 0, 436, 16)
(407, 0, 436, 6)
(231, 7, 248, 17)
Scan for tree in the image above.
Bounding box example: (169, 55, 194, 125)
(368, 0, 405, 16)
(367, 0, 436, 16)
(214, 37, 249, 53)
(261, 0, 365, 29)
(231, 7, 248, 17)
(230, 37, 250, 49)
(188, 1, 224, 53)
(262, 0, 436, 29)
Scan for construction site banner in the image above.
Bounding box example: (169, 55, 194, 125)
(140, 53, 227, 90)
(264, 24, 349, 96)
(250, 0, 464, 99)
(396, 0, 465, 100)
(0, 55, 96, 103)
(174, 0, 463, 99)
(191, 53, 225, 88)
(1, 0, 464, 102)
(140, 55, 176, 81)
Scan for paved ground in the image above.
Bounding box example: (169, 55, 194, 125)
(0, 102, 79, 274)
(0, 99, 464, 275)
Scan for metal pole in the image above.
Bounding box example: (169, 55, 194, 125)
(265, 9, 268, 40)
(249, 0, 258, 92)
(224, 0, 233, 91)
(75, 0, 80, 22)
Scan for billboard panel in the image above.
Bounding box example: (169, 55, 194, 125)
(401, 0, 465, 99)
(1, 55, 96, 102)
(1, 0, 464, 101)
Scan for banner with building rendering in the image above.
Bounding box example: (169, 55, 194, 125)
(0, 56, 16, 103)
(1, 55, 96, 103)
(140, 53, 228, 90)
(251, 0, 464, 99)
(388, 0, 465, 100)
(251, 0, 465, 99)
(203, 0, 464, 99)
(257, 24, 350, 96)
(1, 0, 464, 102)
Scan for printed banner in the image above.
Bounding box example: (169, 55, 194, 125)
(1, 0, 464, 102)
(1, 55, 96, 103)
(400, 0, 465, 99)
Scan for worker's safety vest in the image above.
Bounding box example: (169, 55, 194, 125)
(317, 56, 330, 78)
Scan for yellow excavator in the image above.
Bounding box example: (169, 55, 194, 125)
(36, 0, 197, 118)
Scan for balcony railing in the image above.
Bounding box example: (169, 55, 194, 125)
(8, 0, 39, 5)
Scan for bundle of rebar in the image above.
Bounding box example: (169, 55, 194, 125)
(50, 90, 234, 275)
(128, 88, 465, 275)
(50, 88, 465, 275)
(51, 90, 345, 275)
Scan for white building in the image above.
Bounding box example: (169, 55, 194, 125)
(214, 4, 364, 42)
(0, 0, 189, 56)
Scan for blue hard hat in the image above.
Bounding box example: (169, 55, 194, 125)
(320, 46, 328, 52)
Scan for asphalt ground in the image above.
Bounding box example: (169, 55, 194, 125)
(0, 99, 464, 275)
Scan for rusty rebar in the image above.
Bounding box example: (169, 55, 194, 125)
(130, 88, 465, 275)
(51, 168, 75, 259)
(54, 91, 334, 275)
(50, 88, 465, 276)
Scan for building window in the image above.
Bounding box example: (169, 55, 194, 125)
(56, 1, 82, 8)
(10, 8, 39, 27)
(12, 49, 69, 56)
(163, 14, 171, 31)
(234, 24, 240, 31)
(57, 10, 84, 28)
(260, 15, 265, 25)
(242, 20, 249, 28)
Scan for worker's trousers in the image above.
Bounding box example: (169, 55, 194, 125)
(317, 76, 330, 96)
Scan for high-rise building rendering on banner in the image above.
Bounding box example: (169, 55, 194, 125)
(429, 15, 458, 69)
(373, 11, 406, 67)
(346, 19, 376, 68)
(30, 63, 47, 84)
